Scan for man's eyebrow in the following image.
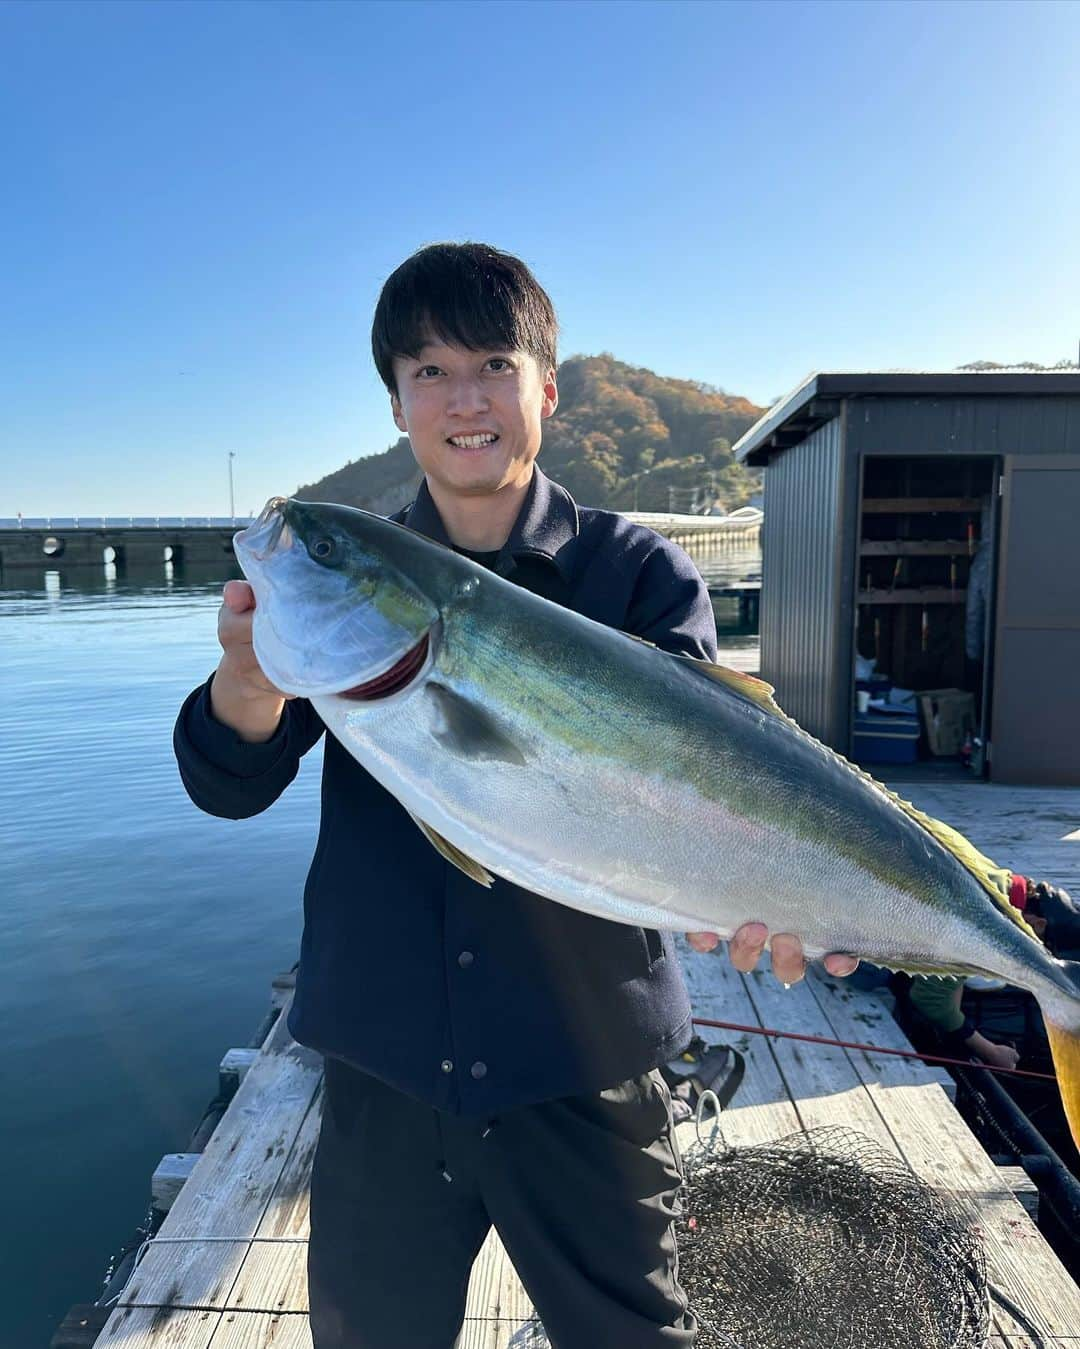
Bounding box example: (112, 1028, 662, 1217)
(411, 344, 513, 360)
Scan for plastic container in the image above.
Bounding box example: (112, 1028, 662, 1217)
(852, 711, 921, 764)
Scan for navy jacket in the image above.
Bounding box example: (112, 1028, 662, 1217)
(173, 468, 718, 1114)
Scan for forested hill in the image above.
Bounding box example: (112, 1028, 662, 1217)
(295, 354, 765, 515)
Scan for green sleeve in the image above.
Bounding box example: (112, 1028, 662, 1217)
(908, 976, 966, 1032)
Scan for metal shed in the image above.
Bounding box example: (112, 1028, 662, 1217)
(733, 371, 1080, 786)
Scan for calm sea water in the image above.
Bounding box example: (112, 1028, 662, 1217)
(1, 547, 758, 1348)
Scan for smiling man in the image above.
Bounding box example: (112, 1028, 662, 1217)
(174, 242, 854, 1348)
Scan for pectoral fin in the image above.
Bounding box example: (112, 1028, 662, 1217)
(408, 811, 494, 888)
(426, 683, 528, 766)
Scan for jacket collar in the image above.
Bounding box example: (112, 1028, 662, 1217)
(403, 467, 580, 580)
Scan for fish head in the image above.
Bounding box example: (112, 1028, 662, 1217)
(234, 497, 447, 698)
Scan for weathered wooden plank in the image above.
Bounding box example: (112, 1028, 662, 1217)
(164, 1031, 321, 1242)
(96, 1305, 220, 1347)
(217, 1034, 324, 1313)
(153, 1154, 200, 1213)
(117, 1241, 249, 1311)
(678, 943, 802, 1151)
(997, 1164, 1039, 1221)
(457, 1319, 546, 1349)
(805, 965, 956, 1100)
(220, 1049, 258, 1088)
(225, 1241, 308, 1314)
(739, 966, 902, 1150)
(252, 1078, 323, 1241)
(206, 1311, 312, 1347)
(990, 1339, 1080, 1347)
(463, 1226, 536, 1323)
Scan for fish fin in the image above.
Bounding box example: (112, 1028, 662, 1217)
(686, 660, 791, 720)
(873, 960, 974, 979)
(625, 633, 793, 721)
(407, 812, 495, 888)
(426, 683, 528, 766)
(1042, 964, 1080, 1152)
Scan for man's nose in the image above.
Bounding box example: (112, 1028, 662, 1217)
(446, 376, 490, 415)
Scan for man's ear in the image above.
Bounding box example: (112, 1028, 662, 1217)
(540, 367, 558, 421)
(391, 394, 408, 434)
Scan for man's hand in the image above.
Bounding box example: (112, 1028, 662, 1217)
(686, 922, 859, 984)
(967, 1031, 1020, 1072)
(210, 580, 295, 742)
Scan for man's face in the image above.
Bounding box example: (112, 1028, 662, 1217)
(390, 340, 558, 500)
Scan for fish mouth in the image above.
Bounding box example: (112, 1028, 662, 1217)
(237, 496, 291, 559)
(336, 628, 434, 701)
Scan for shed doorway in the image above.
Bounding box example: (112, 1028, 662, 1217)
(853, 455, 1000, 776)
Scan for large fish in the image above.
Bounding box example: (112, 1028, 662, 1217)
(234, 496, 1080, 1148)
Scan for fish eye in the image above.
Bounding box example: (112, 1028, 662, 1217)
(311, 537, 337, 562)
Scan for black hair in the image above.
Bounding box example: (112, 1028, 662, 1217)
(371, 242, 558, 396)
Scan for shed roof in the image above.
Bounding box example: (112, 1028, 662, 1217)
(733, 369, 1080, 466)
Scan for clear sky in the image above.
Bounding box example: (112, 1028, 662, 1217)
(3, 0, 1078, 517)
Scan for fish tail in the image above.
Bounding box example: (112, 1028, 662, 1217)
(1042, 959, 1080, 1153)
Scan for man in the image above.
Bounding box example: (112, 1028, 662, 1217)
(174, 242, 856, 1348)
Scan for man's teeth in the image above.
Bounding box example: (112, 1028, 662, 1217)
(448, 433, 498, 448)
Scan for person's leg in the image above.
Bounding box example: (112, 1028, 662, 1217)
(308, 1058, 491, 1349)
(474, 1069, 697, 1348)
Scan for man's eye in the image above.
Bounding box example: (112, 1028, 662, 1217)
(486, 358, 513, 372)
(416, 365, 442, 378)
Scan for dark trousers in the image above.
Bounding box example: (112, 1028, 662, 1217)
(307, 1057, 697, 1348)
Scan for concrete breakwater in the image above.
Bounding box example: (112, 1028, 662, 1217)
(0, 522, 247, 570)
(0, 509, 760, 572)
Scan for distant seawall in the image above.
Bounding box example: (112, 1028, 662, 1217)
(0, 519, 249, 569)
(0, 510, 761, 571)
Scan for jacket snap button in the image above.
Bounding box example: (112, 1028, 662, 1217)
(457, 950, 474, 968)
(471, 1061, 487, 1080)
(440, 1059, 454, 1074)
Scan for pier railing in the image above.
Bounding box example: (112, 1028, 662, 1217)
(0, 516, 253, 529)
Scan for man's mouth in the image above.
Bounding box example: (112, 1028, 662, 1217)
(446, 433, 499, 449)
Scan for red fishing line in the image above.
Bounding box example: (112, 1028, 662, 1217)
(690, 1016, 1057, 1082)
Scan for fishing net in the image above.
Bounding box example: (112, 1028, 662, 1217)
(677, 1121, 990, 1349)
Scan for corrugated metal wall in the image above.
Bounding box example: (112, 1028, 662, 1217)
(852, 395, 1080, 458)
(760, 416, 845, 741)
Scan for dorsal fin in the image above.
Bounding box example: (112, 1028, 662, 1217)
(685, 658, 788, 719)
(625, 632, 788, 720)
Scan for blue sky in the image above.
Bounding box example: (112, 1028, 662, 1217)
(3, 0, 1078, 516)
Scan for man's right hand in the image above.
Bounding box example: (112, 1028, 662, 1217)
(967, 1031, 1020, 1072)
(210, 580, 294, 741)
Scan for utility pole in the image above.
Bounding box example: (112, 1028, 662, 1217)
(228, 452, 236, 520)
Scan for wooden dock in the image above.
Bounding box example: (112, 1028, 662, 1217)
(93, 782, 1080, 1348)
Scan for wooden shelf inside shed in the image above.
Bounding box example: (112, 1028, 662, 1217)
(859, 540, 975, 556)
(861, 497, 983, 513)
(858, 588, 966, 605)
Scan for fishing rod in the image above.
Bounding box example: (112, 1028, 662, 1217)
(690, 1016, 1057, 1082)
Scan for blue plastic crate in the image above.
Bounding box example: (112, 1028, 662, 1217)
(852, 711, 921, 764)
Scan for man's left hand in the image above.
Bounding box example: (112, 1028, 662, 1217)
(686, 923, 859, 984)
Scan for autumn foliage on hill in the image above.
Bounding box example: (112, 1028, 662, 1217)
(295, 354, 764, 515)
